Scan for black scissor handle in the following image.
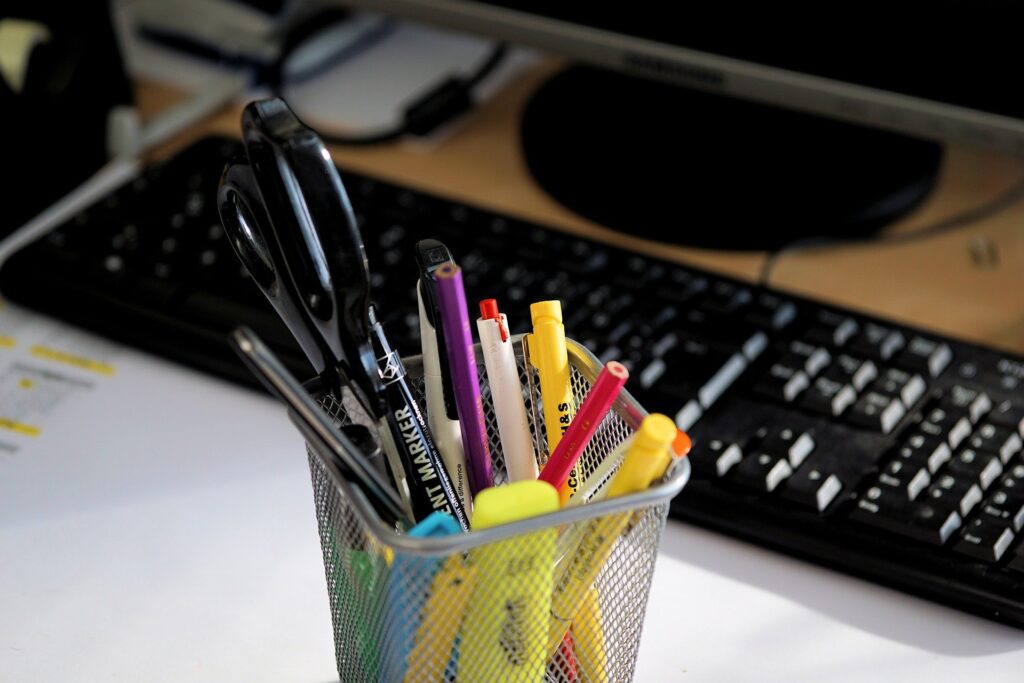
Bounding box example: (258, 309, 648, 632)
(218, 161, 335, 379)
(218, 98, 385, 415)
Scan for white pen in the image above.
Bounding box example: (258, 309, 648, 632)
(477, 298, 538, 482)
(415, 240, 471, 510)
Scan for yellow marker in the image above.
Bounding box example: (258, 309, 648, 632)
(405, 554, 476, 683)
(29, 345, 115, 376)
(528, 301, 578, 505)
(459, 480, 559, 682)
(575, 587, 608, 682)
(548, 413, 678, 655)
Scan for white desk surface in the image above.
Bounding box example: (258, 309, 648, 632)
(1, 310, 1022, 682)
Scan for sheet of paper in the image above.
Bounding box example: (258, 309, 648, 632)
(0, 304, 336, 681)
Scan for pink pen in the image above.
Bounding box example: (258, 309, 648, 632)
(538, 361, 629, 496)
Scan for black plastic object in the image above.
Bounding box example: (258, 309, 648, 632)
(218, 98, 384, 413)
(519, 65, 944, 251)
(2, 1, 132, 235)
(5, 136, 1024, 630)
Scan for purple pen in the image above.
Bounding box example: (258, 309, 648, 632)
(434, 262, 494, 495)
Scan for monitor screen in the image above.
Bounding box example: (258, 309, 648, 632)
(341, 1, 1024, 153)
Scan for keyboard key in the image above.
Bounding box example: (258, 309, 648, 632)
(869, 368, 927, 408)
(756, 427, 816, 469)
(989, 399, 1024, 436)
(781, 467, 843, 511)
(919, 406, 973, 449)
(877, 460, 931, 500)
(847, 392, 906, 434)
(905, 500, 963, 545)
(698, 281, 753, 316)
(848, 323, 906, 361)
(926, 474, 984, 518)
(895, 432, 952, 474)
(897, 337, 953, 377)
(821, 354, 878, 391)
(655, 337, 733, 400)
(699, 353, 747, 408)
(1006, 545, 1024, 574)
(945, 449, 1004, 490)
(953, 518, 1015, 563)
(967, 422, 1023, 464)
(851, 485, 962, 544)
(978, 488, 1024, 532)
(674, 401, 702, 431)
(639, 358, 666, 390)
(753, 363, 810, 403)
(732, 451, 793, 492)
(689, 439, 743, 477)
(999, 462, 1024, 495)
(805, 312, 859, 347)
(743, 293, 797, 331)
(939, 385, 992, 424)
(776, 341, 831, 378)
(800, 377, 856, 417)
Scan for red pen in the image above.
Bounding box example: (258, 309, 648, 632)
(539, 361, 629, 501)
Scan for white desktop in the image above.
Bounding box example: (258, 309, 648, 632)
(1, 303, 1021, 682)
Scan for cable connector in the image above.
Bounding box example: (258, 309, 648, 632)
(402, 77, 474, 137)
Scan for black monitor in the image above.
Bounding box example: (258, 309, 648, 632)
(337, 2, 1024, 249)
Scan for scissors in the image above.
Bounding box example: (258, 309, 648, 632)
(217, 99, 470, 530)
(216, 98, 384, 417)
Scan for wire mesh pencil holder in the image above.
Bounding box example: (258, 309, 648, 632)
(302, 337, 690, 683)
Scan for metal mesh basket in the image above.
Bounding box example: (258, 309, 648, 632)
(303, 337, 690, 682)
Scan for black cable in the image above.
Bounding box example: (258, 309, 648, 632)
(758, 173, 1024, 286)
(266, 12, 508, 146)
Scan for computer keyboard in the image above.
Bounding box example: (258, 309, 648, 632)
(4, 136, 1024, 628)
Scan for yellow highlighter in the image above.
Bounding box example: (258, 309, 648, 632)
(547, 413, 679, 656)
(405, 554, 476, 683)
(459, 480, 560, 682)
(528, 300, 578, 505)
(575, 587, 608, 683)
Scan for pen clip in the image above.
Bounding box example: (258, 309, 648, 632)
(521, 334, 548, 459)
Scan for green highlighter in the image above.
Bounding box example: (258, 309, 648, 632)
(326, 538, 387, 680)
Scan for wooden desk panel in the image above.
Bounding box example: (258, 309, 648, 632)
(137, 61, 1024, 354)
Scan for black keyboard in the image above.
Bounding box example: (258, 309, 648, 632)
(5, 136, 1024, 628)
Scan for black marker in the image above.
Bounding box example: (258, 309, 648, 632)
(368, 306, 470, 530)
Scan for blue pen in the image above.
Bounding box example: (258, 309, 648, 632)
(381, 511, 462, 682)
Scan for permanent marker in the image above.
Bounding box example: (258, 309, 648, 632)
(434, 263, 494, 495)
(368, 306, 470, 530)
(477, 298, 537, 482)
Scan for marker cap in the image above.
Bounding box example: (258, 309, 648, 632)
(635, 413, 677, 453)
(530, 300, 563, 325)
(479, 298, 500, 320)
(472, 480, 559, 529)
(672, 430, 692, 458)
